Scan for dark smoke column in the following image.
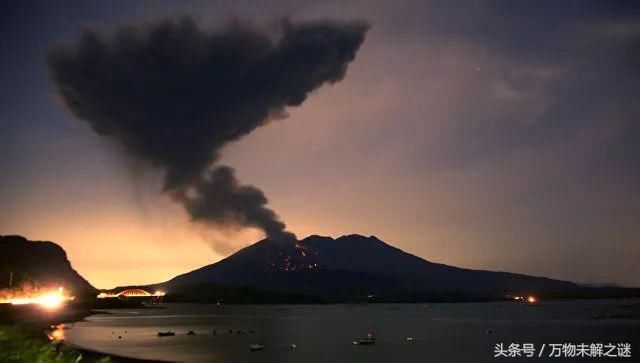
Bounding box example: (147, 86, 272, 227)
(47, 17, 368, 240)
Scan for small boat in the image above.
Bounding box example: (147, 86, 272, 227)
(157, 331, 175, 337)
(249, 344, 266, 351)
(405, 336, 414, 342)
(353, 338, 375, 345)
(353, 332, 376, 345)
(187, 330, 197, 336)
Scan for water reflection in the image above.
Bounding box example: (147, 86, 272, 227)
(47, 323, 66, 341)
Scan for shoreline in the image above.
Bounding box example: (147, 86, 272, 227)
(63, 339, 169, 363)
(0, 303, 167, 363)
(4, 299, 638, 362)
(58, 308, 170, 362)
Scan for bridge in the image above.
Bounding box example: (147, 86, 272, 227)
(97, 289, 165, 299)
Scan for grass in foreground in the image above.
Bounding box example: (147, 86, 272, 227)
(0, 326, 110, 363)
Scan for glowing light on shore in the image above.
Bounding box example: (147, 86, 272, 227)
(97, 288, 166, 298)
(0, 287, 73, 310)
(527, 296, 537, 303)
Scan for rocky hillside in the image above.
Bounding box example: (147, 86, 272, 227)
(0, 235, 95, 296)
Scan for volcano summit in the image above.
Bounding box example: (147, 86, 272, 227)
(138, 235, 638, 303)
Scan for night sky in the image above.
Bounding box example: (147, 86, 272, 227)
(1, 0, 639, 289)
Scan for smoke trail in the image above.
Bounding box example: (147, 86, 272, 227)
(47, 17, 368, 243)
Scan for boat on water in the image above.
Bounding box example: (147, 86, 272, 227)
(157, 331, 175, 337)
(249, 344, 266, 351)
(353, 332, 376, 345)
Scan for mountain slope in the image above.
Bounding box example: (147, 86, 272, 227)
(155, 234, 629, 302)
(0, 235, 96, 296)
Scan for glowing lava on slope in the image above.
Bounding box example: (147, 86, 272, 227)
(265, 243, 322, 272)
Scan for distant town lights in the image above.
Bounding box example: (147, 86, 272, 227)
(510, 295, 538, 303)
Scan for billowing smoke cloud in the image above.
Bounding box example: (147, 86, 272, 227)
(47, 17, 368, 242)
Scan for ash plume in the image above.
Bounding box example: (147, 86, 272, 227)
(47, 17, 368, 242)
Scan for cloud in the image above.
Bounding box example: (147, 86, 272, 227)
(47, 17, 368, 248)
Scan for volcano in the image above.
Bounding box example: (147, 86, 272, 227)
(145, 235, 638, 302)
